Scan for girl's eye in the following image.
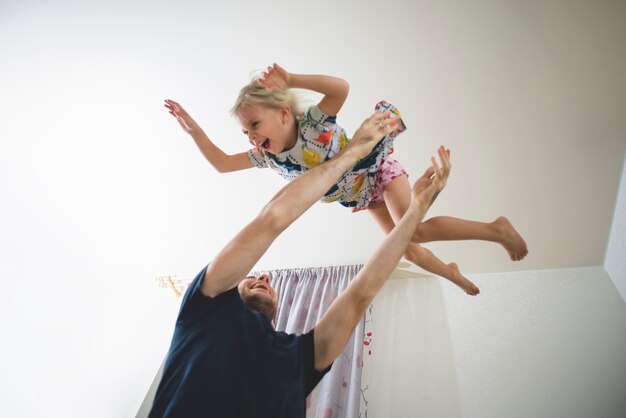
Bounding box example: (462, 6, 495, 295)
(242, 129, 249, 135)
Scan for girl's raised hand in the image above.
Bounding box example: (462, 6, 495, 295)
(164, 99, 201, 135)
(258, 63, 290, 90)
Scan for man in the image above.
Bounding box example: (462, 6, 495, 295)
(148, 111, 451, 417)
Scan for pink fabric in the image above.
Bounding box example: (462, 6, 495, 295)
(367, 156, 408, 207)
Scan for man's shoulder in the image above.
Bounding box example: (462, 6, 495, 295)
(177, 268, 241, 323)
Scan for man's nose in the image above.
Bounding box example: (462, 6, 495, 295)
(257, 274, 270, 284)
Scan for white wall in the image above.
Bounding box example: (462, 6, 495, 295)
(366, 266, 626, 418)
(605, 152, 626, 302)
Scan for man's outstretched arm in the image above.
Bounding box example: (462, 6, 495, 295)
(201, 112, 400, 297)
(313, 146, 451, 371)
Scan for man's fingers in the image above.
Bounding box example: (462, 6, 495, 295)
(367, 111, 399, 134)
(368, 111, 395, 123)
(380, 121, 397, 136)
(431, 155, 442, 178)
(421, 166, 435, 179)
(441, 147, 452, 174)
(440, 146, 451, 161)
(435, 146, 451, 172)
(366, 111, 387, 123)
(436, 147, 445, 171)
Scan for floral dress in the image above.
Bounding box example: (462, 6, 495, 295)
(247, 101, 406, 211)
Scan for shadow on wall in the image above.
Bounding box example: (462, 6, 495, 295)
(364, 274, 461, 418)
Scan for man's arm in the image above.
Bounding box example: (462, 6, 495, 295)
(313, 146, 451, 371)
(201, 112, 399, 297)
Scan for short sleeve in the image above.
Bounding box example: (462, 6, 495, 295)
(176, 265, 240, 323)
(301, 329, 332, 395)
(300, 106, 339, 154)
(247, 149, 268, 168)
(305, 105, 337, 130)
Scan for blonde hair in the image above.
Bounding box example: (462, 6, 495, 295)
(230, 79, 303, 119)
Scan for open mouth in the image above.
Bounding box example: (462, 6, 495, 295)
(261, 138, 270, 150)
(251, 282, 269, 293)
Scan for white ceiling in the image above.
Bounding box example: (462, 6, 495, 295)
(2, 1, 623, 277)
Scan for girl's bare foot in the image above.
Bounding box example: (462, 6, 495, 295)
(449, 262, 480, 296)
(494, 216, 528, 261)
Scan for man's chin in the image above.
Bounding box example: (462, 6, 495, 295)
(243, 293, 276, 320)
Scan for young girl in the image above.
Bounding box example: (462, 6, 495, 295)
(164, 64, 528, 295)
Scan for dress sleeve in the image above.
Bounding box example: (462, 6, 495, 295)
(247, 149, 268, 168)
(300, 106, 338, 154)
(305, 105, 337, 131)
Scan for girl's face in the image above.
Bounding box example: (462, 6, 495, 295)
(237, 103, 296, 154)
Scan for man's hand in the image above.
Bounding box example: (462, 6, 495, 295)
(313, 145, 452, 372)
(430, 146, 451, 193)
(164, 99, 202, 136)
(258, 63, 291, 90)
(412, 146, 451, 212)
(348, 111, 399, 160)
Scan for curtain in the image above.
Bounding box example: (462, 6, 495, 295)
(255, 265, 366, 418)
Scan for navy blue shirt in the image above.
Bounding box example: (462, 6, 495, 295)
(149, 267, 330, 417)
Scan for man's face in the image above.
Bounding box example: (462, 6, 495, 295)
(237, 274, 278, 320)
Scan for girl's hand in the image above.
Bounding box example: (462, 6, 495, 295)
(164, 99, 201, 135)
(258, 63, 291, 90)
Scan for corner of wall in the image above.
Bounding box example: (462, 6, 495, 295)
(604, 149, 626, 303)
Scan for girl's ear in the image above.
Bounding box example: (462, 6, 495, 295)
(281, 105, 292, 123)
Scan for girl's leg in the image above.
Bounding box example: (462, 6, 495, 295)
(416, 216, 528, 261)
(385, 162, 527, 261)
(368, 177, 480, 295)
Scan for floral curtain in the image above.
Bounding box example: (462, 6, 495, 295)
(254, 265, 367, 418)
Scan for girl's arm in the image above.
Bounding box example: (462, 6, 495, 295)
(164, 99, 254, 173)
(258, 64, 349, 117)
